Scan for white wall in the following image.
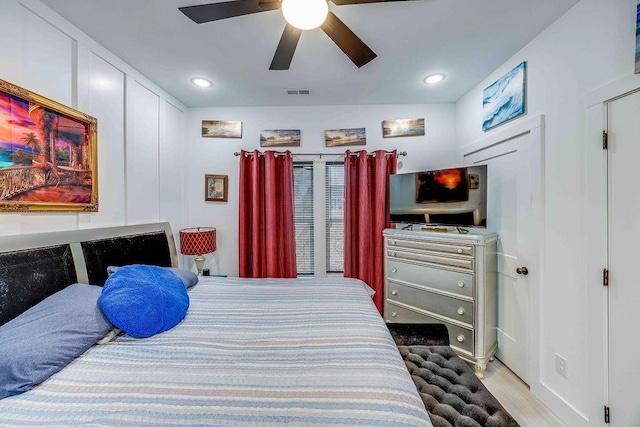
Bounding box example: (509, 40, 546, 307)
(455, 0, 636, 425)
(0, 0, 186, 244)
(185, 104, 456, 276)
(3, 0, 629, 423)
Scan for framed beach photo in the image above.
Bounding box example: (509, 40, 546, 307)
(382, 118, 425, 138)
(205, 174, 228, 202)
(202, 120, 242, 138)
(0, 78, 98, 212)
(482, 61, 526, 131)
(260, 129, 301, 147)
(325, 128, 366, 147)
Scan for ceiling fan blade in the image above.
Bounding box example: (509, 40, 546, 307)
(270, 24, 302, 70)
(321, 12, 377, 68)
(331, 0, 414, 4)
(179, 0, 280, 24)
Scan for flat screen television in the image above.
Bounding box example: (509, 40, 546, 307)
(390, 165, 488, 228)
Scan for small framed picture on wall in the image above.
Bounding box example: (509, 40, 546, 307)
(205, 174, 228, 202)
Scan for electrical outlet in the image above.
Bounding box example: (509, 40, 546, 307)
(555, 354, 567, 377)
(469, 174, 480, 189)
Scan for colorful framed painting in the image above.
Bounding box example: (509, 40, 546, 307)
(0, 78, 98, 212)
(260, 129, 301, 147)
(325, 128, 366, 147)
(205, 174, 228, 202)
(636, 0, 639, 74)
(202, 120, 242, 138)
(482, 61, 526, 131)
(382, 118, 425, 138)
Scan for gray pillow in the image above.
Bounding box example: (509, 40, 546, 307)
(107, 265, 198, 289)
(0, 283, 113, 399)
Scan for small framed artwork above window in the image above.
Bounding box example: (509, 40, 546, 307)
(382, 118, 425, 138)
(325, 128, 366, 147)
(202, 120, 242, 138)
(205, 174, 228, 202)
(260, 129, 301, 147)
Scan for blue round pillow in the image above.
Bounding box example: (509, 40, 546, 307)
(99, 264, 189, 338)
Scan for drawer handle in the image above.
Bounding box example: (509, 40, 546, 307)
(389, 251, 396, 257)
(391, 312, 397, 318)
(457, 334, 465, 343)
(458, 281, 465, 288)
(389, 240, 396, 246)
(457, 307, 465, 315)
(391, 268, 398, 273)
(391, 290, 398, 296)
(457, 248, 463, 254)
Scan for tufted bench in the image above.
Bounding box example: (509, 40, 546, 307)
(388, 324, 519, 427)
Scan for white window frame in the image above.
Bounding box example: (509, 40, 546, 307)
(293, 155, 344, 278)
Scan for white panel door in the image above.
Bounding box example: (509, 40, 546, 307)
(159, 101, 185, 237)
(464, 127, 542, 384)
(126, 80, 160, 224)
(607, 89, 640, 427)
(85, 52, 125, 228)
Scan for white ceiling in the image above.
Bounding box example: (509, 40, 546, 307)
(40, 0, 580, 108)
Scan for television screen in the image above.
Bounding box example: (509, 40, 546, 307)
(390, 165, 487, 228)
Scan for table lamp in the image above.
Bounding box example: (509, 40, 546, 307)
(179, 227, 216, 275)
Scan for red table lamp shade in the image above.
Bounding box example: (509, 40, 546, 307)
(179, 227, 216, 255)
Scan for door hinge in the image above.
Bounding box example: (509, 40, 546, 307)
(603, 268, 609, 287)
(604, 405, 610, 423)
(602, 131, 608, 149)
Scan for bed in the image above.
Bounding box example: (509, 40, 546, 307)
(0, 223, 432, 426)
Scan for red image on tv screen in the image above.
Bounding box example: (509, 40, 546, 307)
(416, 168, 469, 203)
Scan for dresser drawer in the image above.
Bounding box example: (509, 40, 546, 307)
(387, 259, 473, 298)
(387, 248, 473, 271)
(387, 238, 474, 257)
(387, 281, 474, 326)
(385, 303, 474, 355)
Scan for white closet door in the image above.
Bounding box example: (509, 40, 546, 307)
(607, 89, 640, 427)
(464, 123, 542, 384)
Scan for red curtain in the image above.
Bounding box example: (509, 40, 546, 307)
(344, 150, 397, 313)
(238, 150, 297, 278)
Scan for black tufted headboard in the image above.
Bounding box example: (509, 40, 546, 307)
(0, 222, 177, 327)
(81, 232, 172, 287)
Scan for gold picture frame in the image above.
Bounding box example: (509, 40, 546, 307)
(205, 174, 228, 202)
(0, 78, 98, 212)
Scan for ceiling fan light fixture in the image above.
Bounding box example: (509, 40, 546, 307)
(424, 73, 446, 85)
(281, 0, 328, 30)
(191, 77, 213, 88)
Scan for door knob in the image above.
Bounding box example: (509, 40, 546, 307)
(516, 266, 529, 276)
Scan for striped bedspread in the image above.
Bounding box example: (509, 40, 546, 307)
(0, 277, 432, 426)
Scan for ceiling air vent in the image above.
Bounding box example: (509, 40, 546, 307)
(286, 89, 311, 95)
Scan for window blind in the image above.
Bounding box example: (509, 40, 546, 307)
(293, 163, 314, 275)
(325, 162, 344, 273)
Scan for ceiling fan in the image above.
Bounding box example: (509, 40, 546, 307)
(179, 0, 411, 70)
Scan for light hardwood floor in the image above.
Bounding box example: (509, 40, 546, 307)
(481, 359, 566, 427)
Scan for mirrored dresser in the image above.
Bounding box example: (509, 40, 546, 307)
(383, 228, 498, 377)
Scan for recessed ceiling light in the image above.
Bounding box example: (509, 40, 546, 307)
(424, 73, 446, 84)
(191, 77, 212, 88)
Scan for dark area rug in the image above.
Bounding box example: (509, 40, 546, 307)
(387, 323, 520, 427)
